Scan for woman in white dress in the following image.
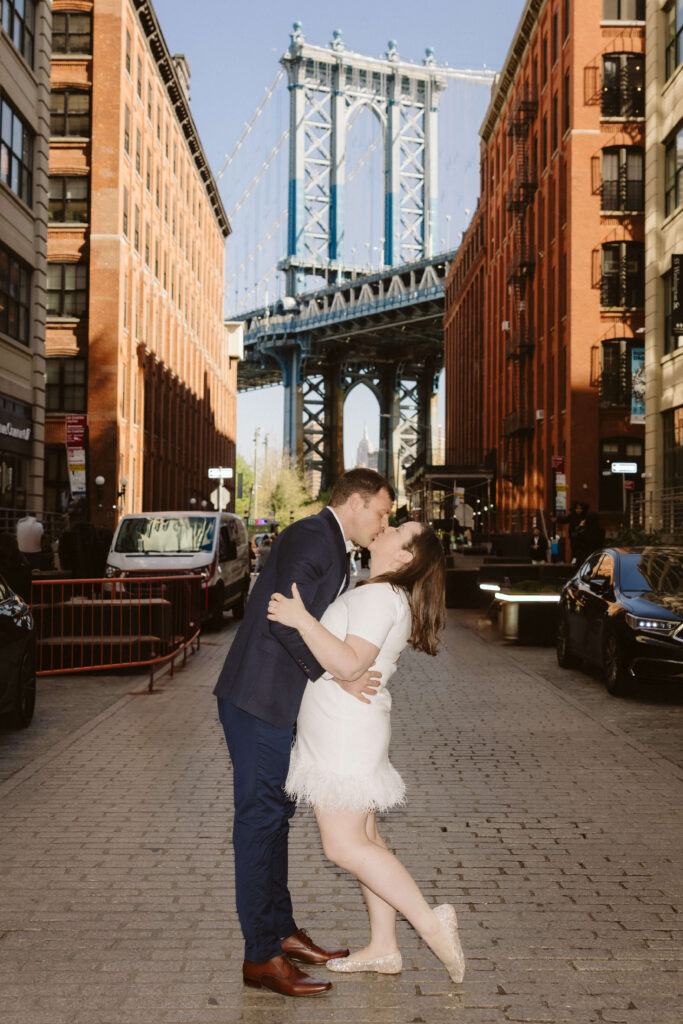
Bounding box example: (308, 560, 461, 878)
(267, 521, 465, 984)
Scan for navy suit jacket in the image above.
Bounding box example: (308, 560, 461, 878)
(213, 507, 349, 729)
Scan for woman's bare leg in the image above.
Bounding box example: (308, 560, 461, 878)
(348, 814, 399, 957)
(315, 805, 455, 965)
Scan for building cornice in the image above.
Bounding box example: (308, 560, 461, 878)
(132, 0, 231, 239)
(480, 0, 545, 143)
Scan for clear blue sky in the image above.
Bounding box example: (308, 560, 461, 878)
(153, 0, 527, 466)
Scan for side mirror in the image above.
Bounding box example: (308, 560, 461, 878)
(588, 576, 610, 594)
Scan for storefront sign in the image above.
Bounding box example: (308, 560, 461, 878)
(65, 414, 87, 499)
(0, 394, 33, 455)
(673, 254, 683, 335)
(630, 347, 645, 425)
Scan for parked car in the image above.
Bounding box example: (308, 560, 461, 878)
(0, 573, 36, 728)
(106, 511, 250, 628)
(557, 546, 683, 695)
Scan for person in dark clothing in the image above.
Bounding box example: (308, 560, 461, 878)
(528, 527, 548, 563)
(59, 516, 113, 578)
(556, 502, 604, 565)
(359, 545, 371, 569)
(0, 531, 32, 602)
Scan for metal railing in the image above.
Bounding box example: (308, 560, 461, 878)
(31, 574, 202, 689)
(630, 487, 683, 542)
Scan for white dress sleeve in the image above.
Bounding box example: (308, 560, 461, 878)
(345, 582, 401, 648)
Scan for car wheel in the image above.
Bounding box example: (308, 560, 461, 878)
(556, 614, 580, 669)
(209, 583, 224, 629)
(603, 632, 631, 697)
(232, 583, 247, 620)
(12, 643, 36, 729)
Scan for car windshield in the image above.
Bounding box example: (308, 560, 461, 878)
(620, 549, 683, 594)
(114, 516, 216, 554)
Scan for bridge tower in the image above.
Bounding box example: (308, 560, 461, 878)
(256, 26, 450, 497)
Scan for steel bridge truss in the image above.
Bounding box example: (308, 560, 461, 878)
(238, 253, 450, 495)
(281, 24, 444, 296)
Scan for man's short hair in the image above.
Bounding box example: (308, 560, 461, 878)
(329, 468, 395, 507)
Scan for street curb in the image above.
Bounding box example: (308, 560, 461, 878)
(444, 613, 683, 786)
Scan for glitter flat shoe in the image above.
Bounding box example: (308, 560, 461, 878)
(326, 951, 402, 974)
(433, 904, 465, 984)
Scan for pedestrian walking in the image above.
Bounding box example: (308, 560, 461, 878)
(254, 536, 272, 573)
(213, 468, 394, 996)
(267, 520, 465, 985)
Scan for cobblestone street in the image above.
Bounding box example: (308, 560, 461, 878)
(0, 610, 681, 1024)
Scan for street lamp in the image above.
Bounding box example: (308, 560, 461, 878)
(95, 475, 105, 508)
(117, 477, 128, 506)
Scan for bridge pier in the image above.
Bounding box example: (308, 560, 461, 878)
(277, 347, 303, 462)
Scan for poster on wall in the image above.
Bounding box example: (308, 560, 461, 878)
(673, 254, 683, 335)
(554, 472, 567, 515)
(65, 414, 87, 498)
(630, 347, 645, 425)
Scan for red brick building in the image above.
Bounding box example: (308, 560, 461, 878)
(46, 0, 236, 527)
(445, 0, 646, 535)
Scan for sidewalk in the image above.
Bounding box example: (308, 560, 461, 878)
(0, 613, 681, 1023)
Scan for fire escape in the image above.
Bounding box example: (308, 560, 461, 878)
(503, 85, 538, 484)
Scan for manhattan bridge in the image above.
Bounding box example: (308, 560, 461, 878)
(222, 24, 495, 495)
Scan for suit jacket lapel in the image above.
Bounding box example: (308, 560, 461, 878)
(320, 507, 347, 592)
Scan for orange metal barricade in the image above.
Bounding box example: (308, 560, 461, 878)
(31, 575, 202, 687)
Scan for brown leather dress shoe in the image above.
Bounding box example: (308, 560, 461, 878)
(242, 954, 332, 996)
(281, 927, 350, 965)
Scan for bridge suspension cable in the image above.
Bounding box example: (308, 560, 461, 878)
(226, 211, 287, 287)
(216, 67, 284, 181)
(229, 127, 289, 219)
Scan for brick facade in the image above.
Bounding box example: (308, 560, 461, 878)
(445, 0, 646, 535)
(46, 0, 234, 527)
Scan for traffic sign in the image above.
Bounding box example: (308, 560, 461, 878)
(610, 462, 637, 474)
(208, 467, 233, 479)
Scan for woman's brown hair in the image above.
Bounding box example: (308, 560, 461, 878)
(357, 523, 446, 656)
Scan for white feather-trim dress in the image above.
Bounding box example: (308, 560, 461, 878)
(285, 582, 411, 813)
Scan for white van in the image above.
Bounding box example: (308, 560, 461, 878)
(106, 511, 250, 627)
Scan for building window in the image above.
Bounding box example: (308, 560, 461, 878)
(47, 263, 87, 318)
(601, 146, 644, 211)
(1, 0, 35, 66)
(147, 82, 152, 122)
(145, 222, 150, 266)
(122, 186, 129, 237)
(50, 89, 90, 137)
(145, 148, 151, 192)
(48, 176, 88, 223)
(46, 357, 86, 413)
(125, 29, 131, 75)
(137, 57, 142, 100)
(599, 339, 633, 407)
(551, 7, 559, 64)
(564, 0, 570, 38)
(124, 105, 130, 154)
(664, 124, 683, 217)
(134, 205, 140, 251)
(666, 1, 683, 79)
(156, 104, 161, 141)
(552, 92, 558, 152)
(0, 96, 33, 205)
(0, 242, 30, 345)
(601, 54, 644, 118)
(52, 11, 92, 53)
(602, 0, 645, 18)
(664, 270, 683, 355)
(601, 242, 644, 308)
(44, 445, 69, 514)
(563, 70, 570, 132)
(662, 407, 683, 489)
(542, 34, 548, 83)
(135, 129, 141, 174)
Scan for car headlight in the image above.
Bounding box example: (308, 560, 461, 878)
(625, 613, 678, 636)
(105, 566, 122, 578)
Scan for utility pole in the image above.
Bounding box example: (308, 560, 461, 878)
(252, 427, 260, 520)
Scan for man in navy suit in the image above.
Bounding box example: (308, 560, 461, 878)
(214, 468, 394, 996)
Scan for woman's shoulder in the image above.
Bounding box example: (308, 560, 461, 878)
(351, 580, 409, 607)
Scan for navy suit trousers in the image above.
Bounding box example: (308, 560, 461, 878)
(217, 698, 297, 962)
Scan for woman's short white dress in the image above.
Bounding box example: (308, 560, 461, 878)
(285, 581, 412, 813)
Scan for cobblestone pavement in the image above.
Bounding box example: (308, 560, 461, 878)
(0, 610, 681, 1023)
